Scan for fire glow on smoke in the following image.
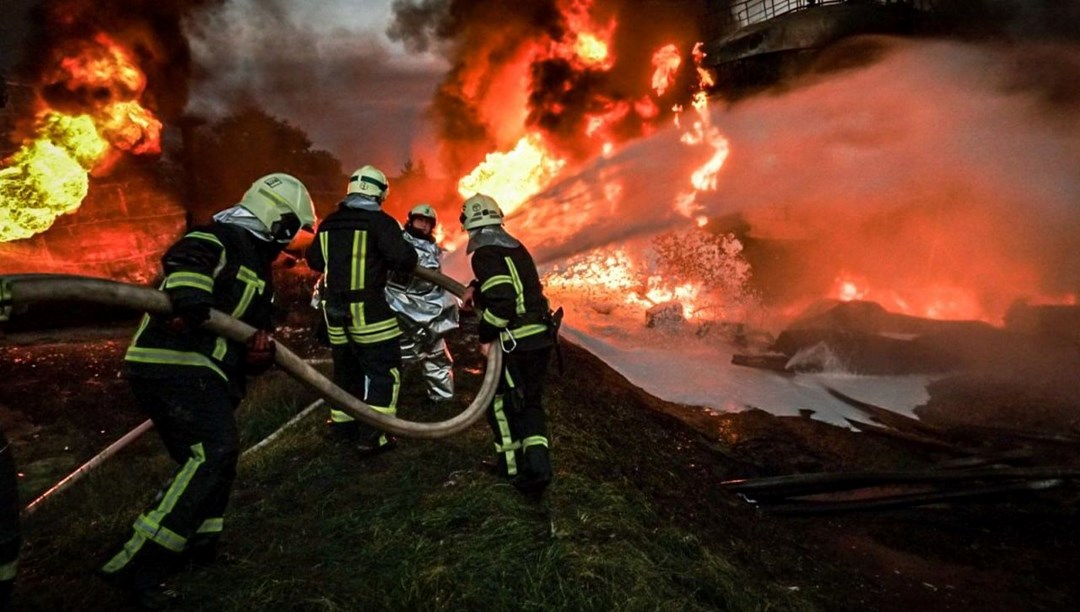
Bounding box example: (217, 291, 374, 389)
(0, 33, 162, 242)
(454, 1, 729, 321)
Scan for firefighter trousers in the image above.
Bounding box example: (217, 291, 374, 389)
(1, 431, 19, 611)
(486, 346, 553, 489)
(329, 338, 402, 447)
(399, 320, 454, 402)
(102, 376, 239, 576)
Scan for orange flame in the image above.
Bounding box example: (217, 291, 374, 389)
(558, 0, 615, 69)
(830, 273, 988, 321)
(0, 33, 162, 242)
(651, 44, 681, 96)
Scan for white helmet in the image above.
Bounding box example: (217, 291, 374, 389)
(409, 203, 437, 225)
(239, 173, 316, 244)
(460, 194, 503, 230)
(347, 165, 389, 202)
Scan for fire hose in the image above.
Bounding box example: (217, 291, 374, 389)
(0, 270, 500, 512)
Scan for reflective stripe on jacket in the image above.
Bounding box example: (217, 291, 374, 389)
(470, 242, 553, 351)
(123, 223, 277, 393)
(306, 201, 418, 345)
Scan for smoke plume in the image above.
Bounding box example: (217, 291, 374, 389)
(18, 0, 226, 121)
(514, 37, 1080, 320)
(389, 0, 709, 178)
(185, 0, 446, 175)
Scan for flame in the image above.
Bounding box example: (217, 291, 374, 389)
(651, 44, 681, 96)
(573, 31, 611, 67)
(458, 38, 739, 323)
(830, 273, 988, 321)
(558, 0, 615, 69)
(545, 248, 704, 320)
(457, 133, 567, 216)
(0, 33, 162, 242)
(545, 230, 753, 324)
(671, 43, 729, 218)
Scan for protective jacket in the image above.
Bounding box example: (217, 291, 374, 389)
(123, 223, 277, 398)
(306, 195, 418, 439)
(307, 196, 418, 346)
(471, 238, 553, 352)
(104, 218, 280, 587)
(386, 231, 458, 401)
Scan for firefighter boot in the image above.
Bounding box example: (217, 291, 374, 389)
(183, 534, 221, 569)
(100, 542, 177, 610)
(513, 445, 552, 496)
(327, 420, 360, 443)
(355, 433, 397, 459)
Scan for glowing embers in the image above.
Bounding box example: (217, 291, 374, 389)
(0, 32, 162, 242)
(544, 229, 754, 323)
(457, 133, 566, 217)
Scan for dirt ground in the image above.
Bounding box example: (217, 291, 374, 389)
(1, 317, 1077, 611)
(558, 345, 1080, 611)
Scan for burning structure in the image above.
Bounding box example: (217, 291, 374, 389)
(703, 0, 940, 91)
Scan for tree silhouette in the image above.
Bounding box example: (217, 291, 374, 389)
(186, 105, 345, 222)
(399, 157, 428, 179)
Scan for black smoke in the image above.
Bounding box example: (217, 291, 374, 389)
(17, 0, 227, 120)
(389, 0, 709, 178)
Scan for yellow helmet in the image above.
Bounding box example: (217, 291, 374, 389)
(460, 193, 503, 230)
(347, 165, 389, 202)
(239, 173, 316, 244)
(409, 203, 437, 225)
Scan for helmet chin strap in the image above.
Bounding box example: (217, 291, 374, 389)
(272, 212, 302, 244)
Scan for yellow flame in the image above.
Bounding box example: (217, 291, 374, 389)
(1, 33, 162, 242)
(100, 100, 163, 155)
(457, 133, 566, 216)
(558, 0, 614, 69)
(0, 113, 108, 242)
(574, 31, 610, 67)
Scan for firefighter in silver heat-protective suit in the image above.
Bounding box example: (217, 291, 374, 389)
(385, 204, 458, 403)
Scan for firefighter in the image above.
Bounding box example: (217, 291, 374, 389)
(100, 173, 316, 609)
(307, 165, 418, 454)
(459, 193, 556, 495)
(385, 204, 458, 404)
(1, 429, 19, 612)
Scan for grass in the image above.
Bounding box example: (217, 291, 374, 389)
(11, 328, 822, 611)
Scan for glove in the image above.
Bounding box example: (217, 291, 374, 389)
(460, 285, 477, 313)
(244, 329, 277, 374)
(163, 297, 211, 335)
